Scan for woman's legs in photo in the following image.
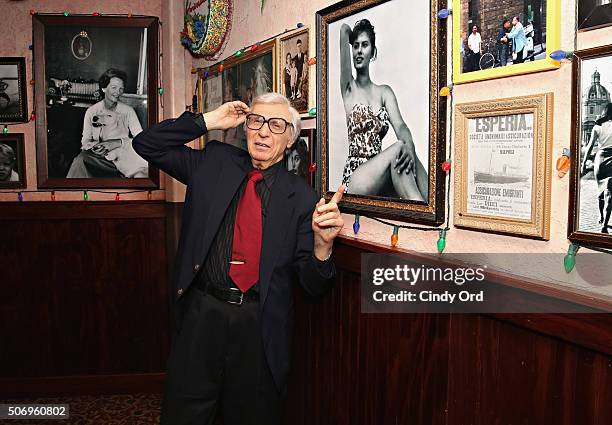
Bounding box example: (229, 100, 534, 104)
(66, 150, 122, 178)
(603, 188, 612, 233)
(348, 141, 424, 201)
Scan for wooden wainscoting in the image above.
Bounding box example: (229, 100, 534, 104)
(285, 237, 612, 425)
(0, 202, 172, 397)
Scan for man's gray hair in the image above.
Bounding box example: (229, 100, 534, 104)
(251, 92, 301, 142)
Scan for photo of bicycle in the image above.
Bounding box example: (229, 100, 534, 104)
(460, 0, 547, 73)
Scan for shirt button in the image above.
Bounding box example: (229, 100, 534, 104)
(177, 289, 184, 296)
(193, 264, 200, 273)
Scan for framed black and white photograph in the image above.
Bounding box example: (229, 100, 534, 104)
(32, 15, 160, 189)
(578, 0, 612, 31)
(286, 128, 316, 187)
(316, 0, 447, 224)
(0, 57, 28, 123)
(452, 0, 560, 84)
(221, 39, 277, 151)
(197, 72, 224, 147)
(454, 94, 553, 239)
(279, 27, 309, 113)
(569, 45, 612, 249)
(0, 133, 26, 189)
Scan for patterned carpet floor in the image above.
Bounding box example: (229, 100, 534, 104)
(0, 393, 161, 424)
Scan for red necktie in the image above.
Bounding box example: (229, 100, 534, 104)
(229, 169, 264, 293)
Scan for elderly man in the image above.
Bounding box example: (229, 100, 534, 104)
(133, 93, 344, 425)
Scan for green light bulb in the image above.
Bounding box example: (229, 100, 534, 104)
(437, 229, 447, 253)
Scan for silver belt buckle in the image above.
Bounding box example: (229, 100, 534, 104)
(227, 287, 244, 305)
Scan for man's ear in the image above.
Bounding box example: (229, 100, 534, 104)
(286, 137, 295, 150)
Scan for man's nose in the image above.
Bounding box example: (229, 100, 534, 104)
(258, 122, 271, 136)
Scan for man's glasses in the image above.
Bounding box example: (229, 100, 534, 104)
(245, 113, 293, 135)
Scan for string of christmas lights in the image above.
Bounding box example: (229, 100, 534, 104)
(195, 23, 314, 82)
(2, 10, 164, 136)
(2, 10, 165, 202)
(1, 189, 159, 202)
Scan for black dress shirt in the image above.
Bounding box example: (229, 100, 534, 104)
(193, 113, 333, 293)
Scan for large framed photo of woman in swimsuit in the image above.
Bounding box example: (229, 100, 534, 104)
(32, 15, 160, 189)
(316, 0, 447, 224)
(568, 45, 612, 249)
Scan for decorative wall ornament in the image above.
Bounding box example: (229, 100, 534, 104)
(182, 0, 233, 60)
(71, 31, 92, 60)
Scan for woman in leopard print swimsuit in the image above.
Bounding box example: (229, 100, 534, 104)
(339, 19, 427, 201)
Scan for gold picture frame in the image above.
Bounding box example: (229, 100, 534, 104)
(454, 93, 553, 239)
(277, 27, 310, 114)
(452, 0, 560, 84)
(316, 0, 447, 224)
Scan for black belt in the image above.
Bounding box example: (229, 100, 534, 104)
(202, 283, 259, 305)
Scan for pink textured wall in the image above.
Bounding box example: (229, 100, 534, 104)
(189, 0, 611, 300)
(0, 0, 191, 202)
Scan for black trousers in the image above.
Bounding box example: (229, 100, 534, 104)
(161, 287, 283, 425)
(513, 49, 525, 64)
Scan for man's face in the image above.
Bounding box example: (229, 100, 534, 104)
(297, 41, 303, 54)
(504, 21, 511, 30)
(246, 103, 294, 170)
(472, 26, 478, 33)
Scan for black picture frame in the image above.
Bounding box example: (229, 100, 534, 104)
(0, 133, 27, 189)
(578, 0, 612, 32)
(0, 57, 28, 123)
(316, 0, 447, 224)
(286, 128, 316, 187)
(568, 44, 612, 249)
(32, 14, 160, 189)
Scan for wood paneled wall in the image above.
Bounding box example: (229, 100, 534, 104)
(2, 203, 610, 425)
(0, 202, 171, 397)
(285, 239, 612, 425)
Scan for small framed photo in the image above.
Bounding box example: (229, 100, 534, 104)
(454, 93, 553, 239)
(197, 72, 224, 147)
(278, 27, 309, 114)
(452, 0, 561, 84)
(0, 57, 28, 123)
(220, 39, 277, 151)
(0, 133, 26, 189)
(32, 15, 160, 189)
(578, 0, 612, 31)
(568, 45, 612, 248)
(316, 0, 447, 224)
(286, 128, 316, 187)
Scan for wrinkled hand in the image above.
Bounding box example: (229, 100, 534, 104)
(312, 185, 345, 259)
(394, 139, 417, 175)
(205, 101, 250, 131)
